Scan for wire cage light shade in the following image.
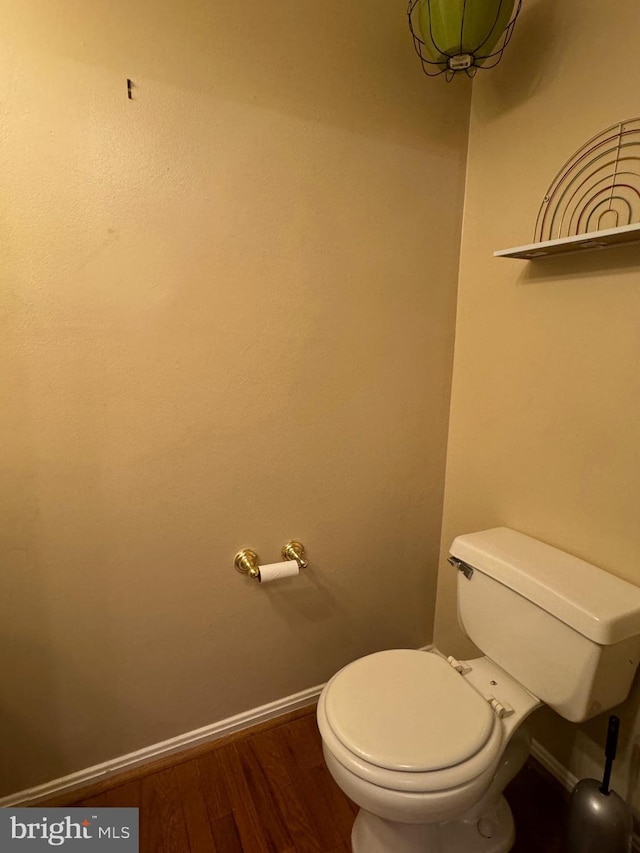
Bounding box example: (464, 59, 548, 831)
(408, 0, 521, 80)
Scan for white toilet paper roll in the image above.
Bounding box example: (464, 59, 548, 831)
(258, 560, 299, 583)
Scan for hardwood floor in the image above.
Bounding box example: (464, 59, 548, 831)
(507, 759, 568, 853)
(65, 706, 567, 851)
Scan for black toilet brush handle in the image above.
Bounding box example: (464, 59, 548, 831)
(600, 715, 619, 795)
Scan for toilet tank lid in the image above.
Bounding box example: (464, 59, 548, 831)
(450, 528, 640, 645)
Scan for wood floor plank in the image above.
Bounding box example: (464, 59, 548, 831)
(244, 731, 322, 853)
(196, 749, 233, 822)
(273, 781, 323, 853)
(140, 767, 190, 853)
(174, 761, 218, 852)
(214, 743, 272, 853)
(235, 738, 295, 852)
(507, 761, 568, 853)
(75, 792, 114, 810)
(309, 764, 357, 837)
(281, 713, 325, 773)
(102, 780, 142, 808)
(291, 766, 349, 851)
(75, 779, 141, 810)
(247, 728, 295, 791)
(210, 814, 244, 853)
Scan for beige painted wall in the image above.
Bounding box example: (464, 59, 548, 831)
(436, 0, 640, 812)
(0, 1, 470, 795)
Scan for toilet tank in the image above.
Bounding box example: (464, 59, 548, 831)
(450, 528, 640, 722)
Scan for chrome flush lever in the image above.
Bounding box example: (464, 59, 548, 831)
(448, 556, 474, 580)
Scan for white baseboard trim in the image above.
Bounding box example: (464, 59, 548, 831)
(530, 738, 578, 791)
(0, 683, 324, 808)
(532, 739, 640, 853)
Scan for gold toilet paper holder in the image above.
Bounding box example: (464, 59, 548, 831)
(234, 541, 308, 580)
(234, 548, 261, 579)
(281, 540, 308, 569)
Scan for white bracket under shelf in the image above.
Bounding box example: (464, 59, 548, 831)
(495, 222, 640, 260)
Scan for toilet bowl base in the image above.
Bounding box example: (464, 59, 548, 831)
(351, 794, 514, 853)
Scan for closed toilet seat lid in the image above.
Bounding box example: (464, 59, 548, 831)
(324, 650, 496, 773)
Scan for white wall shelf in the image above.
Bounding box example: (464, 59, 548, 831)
(495, 222, 640, 260)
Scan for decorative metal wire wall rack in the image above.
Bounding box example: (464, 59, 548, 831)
(496, 117, 640, 259)
(535, 117, 640, 242)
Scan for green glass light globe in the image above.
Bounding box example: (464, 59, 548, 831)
(417, 0, 516, 71)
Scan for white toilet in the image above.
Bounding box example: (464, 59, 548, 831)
(317, 527, 640, 853)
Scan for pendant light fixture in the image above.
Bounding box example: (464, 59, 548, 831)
(408, 0, 521, 80)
